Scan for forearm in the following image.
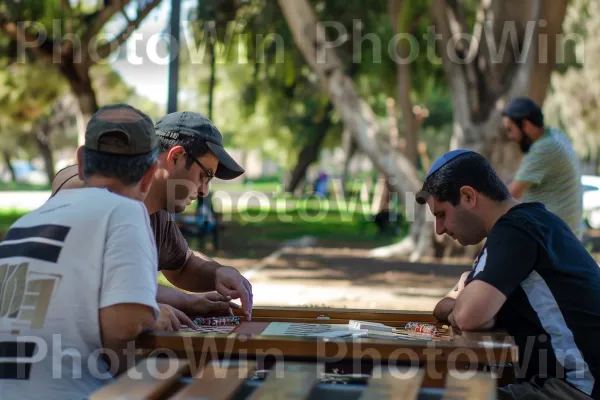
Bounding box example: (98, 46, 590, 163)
(451, 309, 497, 332)
(156, 284, 192, 313)
(161, 253, 219, 293)
(433, 297, 456, 322)
(476, 317, 496, 331)
(100, 305, 156, 376)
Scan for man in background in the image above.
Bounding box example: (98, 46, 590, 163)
(503, 97, 584, 238)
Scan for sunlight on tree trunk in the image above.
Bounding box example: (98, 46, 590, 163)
(278, 0, 434, 261)
(389, 0, 419, 168)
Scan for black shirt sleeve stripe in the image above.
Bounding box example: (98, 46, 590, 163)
(0, 242, 63, 263)
(4, 225, 70, 243)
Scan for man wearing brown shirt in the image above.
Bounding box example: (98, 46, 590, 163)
(52, 111, 253, 329)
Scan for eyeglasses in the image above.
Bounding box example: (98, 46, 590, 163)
(186, 153, 214, 183)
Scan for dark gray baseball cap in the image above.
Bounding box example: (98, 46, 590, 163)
(154, 111, 245, 180)
(85, 104, 158, 155)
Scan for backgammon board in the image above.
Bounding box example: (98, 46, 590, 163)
(136, 307, 518, 389)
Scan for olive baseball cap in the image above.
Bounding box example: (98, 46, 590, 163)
(154, 111, 245, 180)
(85, 104, 158, 155)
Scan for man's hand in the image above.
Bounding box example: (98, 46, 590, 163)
(185, 292, 241, 317)
(215, 266, 253, 321)
(155, 303, 199, 331)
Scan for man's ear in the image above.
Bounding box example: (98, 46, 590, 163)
(76, 146, 85, 180)
(459, 186, 477, 208)
(166, 145, 186, 168)
(140, 163, 158, 194)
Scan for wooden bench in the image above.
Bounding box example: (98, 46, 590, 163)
(91, 357, 498, 399)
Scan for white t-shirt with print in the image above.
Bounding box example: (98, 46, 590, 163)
(0, 188, 159, 400)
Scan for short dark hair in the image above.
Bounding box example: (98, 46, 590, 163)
(416, 152, 510, 206)
(157, 135, 211, 169)
(83, 146, 159, 186)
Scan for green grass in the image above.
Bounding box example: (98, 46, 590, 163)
(0, 209, 27, 233)
(0, 182, 50, 191)
(214, 207, 407, 245)
(0, 203, 406, 256)
(211, 176, 282, 193)
(211, 181, 281, 192)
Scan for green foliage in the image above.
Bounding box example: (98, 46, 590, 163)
(545, 0, 600, 160)
(0, 61, 68, 153)
(182, 0, 452, 170)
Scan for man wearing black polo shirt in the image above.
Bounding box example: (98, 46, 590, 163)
(418, 150, 600, 400)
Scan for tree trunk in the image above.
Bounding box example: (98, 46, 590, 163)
(389, 0, 419, 167)
(285, 103, 334, 193)
(278, 0, 433, 261)
(432, 0, 567, 181)
(60, 62, 98, 147)
(372, 98, 400, 215)
(341, 136, 356, 196)
(341, 129, 357, 196)
(3, 151, 16, 182)
(208, 41, 217, 121)
(34, 120, 55, 185)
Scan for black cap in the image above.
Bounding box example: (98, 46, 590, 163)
(154, 112, 245, 180)
(502, 97, 542, 120)
(86, 104, 158, 155)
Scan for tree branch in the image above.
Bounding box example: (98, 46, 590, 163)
(278, 0, 422, 196)
(94, 0, 161, 62)
(82, 0, 129, 53)
(61, 0, 71, 11)
(430, 0, 471, 132)
(508, 0, 542, 100)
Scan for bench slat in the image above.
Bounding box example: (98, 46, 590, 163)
(248, 362, 322, 400)
(442, 371, 496, 400)
(171, 361, 256, 400)
(359, 366, 424, 400)
(90, 357, 189, 400)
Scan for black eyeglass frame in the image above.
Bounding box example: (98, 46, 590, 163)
(185, 152, 214, 183)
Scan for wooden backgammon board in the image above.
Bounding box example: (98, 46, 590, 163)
(126, 307, 518, 396)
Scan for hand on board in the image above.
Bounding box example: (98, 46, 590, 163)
(155, 303, 198, 331)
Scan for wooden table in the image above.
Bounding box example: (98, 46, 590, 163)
(136, 307, 518, 389)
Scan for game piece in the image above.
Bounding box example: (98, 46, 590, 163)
(194, 316, 241, 327)
(404, 322, 439, 336)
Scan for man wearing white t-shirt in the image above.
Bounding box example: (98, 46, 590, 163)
(0, 104, 162, 399)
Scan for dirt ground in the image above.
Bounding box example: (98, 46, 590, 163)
(192, 227, 600, 312)
(198, 237, 473, 312)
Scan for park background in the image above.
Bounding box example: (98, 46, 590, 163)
(1, 0, 600, 311)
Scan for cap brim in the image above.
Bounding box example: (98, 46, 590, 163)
(206, 142, 245, 180)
